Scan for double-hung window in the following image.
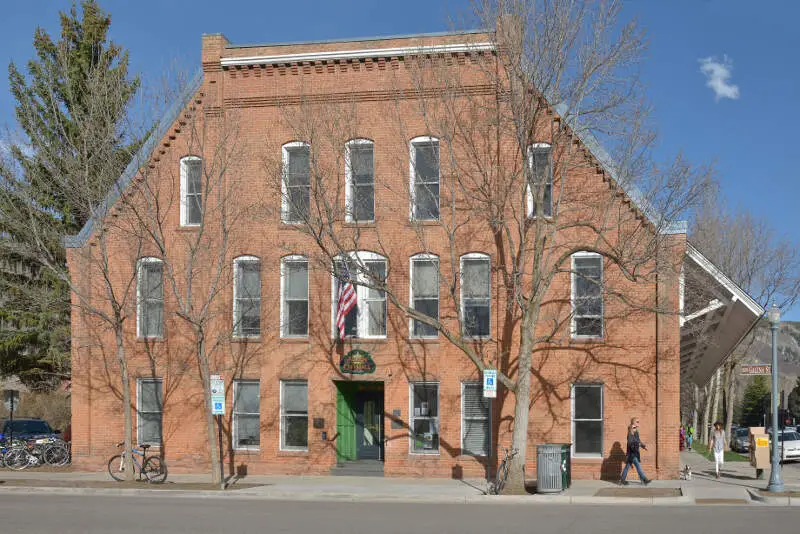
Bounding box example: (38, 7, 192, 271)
(137, 378, 162, 446)
(233, 256, 261, 337)
(346, 140, 375, 222)
(572, 384, 603, 457)
(280, 380, 308, 451)
(281, 256, 309, 337)
(410, 137, 440, 221)
(333, 253, 387, 339)
(410, 383, 439, 453)
(462, 382, 489, 456)
(137, 258, 164, 338)
(233, 380, 260, 450)
(460, 254, 491, 338)
(282, 142, 310, 223)
(180, 156, 202, 226)
(410, 254, 439, 338)
(526, 143, 553, 218)
(571, 252, 603, 338)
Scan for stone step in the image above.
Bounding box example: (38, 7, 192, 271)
(330, 460, 384, 477)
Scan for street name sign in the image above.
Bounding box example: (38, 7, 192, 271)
(483, 369, 497, 398)
(210, 375, 225, 415)
(741, 365, 771, 376)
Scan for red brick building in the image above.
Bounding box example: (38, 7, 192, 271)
(65, 29, 739, 482)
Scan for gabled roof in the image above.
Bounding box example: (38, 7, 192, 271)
(65, 69, 203, 248)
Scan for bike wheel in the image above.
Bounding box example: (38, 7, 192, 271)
(43, 444, 70, 466)
(143, 456, 167, 484)
(107, 454, 127, 482)
(4, 449, 32, 471)
(493, 462, 507, 494)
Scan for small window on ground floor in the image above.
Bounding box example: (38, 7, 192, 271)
(572, 383, 603, 456)
(137, 378, 162, 446)
(410, 383, 439, 453)
(233, 380, 260, 449)
(462, 382, 489, 456)
(281, 380, 308, 451)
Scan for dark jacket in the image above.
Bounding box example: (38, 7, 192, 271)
(626, 431, 646, 460)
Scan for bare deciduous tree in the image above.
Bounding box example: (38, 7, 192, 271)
(264, 0, 713, 493)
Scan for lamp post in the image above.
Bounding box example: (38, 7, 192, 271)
(766, 303, 784, 493)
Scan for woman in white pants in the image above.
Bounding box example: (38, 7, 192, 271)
(709, 422, 726, 479)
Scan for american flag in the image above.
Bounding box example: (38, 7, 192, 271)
(336, 263, 357, 339)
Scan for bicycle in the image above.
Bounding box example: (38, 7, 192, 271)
(107, 442, 168, 484)
(489, 447, 518, 495)
(3, 437, 70, 470)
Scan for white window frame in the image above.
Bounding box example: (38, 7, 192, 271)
(137, 377, 163, 446)
(281, 141, 311, 224)
(409, 136, 440, 221)
(233, 379, 260, 451)
(180, 155, 202, 227)
(526, 143, 553, 218)
(570, 252, 604, 339)
(280, 255, 309, 338)
(409, 253, 439, 339)
(461, 381, 489, 457)
(280, 379, 308, 452)
(571, 383, 604, 458)
(345, 139, 375, 223)
(233, 255, 261, 338)
(136, 257, 164, 339)
(459, 253, 491, 339)
(409, 382, 440, 455)
(330, 251, 387, 340)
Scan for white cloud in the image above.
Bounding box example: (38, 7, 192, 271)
(699, 55, 740, 101)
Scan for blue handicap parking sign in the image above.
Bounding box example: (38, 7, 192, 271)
(214, 402, 223, 410)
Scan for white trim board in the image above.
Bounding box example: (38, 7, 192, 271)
(220, 42, 496, 67)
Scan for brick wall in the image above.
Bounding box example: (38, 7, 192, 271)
(67, 31, 684, 480)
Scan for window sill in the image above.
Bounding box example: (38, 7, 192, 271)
(280, 337, 311, 344)
(277, 449, 309, 456)
(407, 337, 440, 344)
(409, 451, 441, 457)
(233, 447, 260, 453)
(336, 337, 389, 344)
(570, 336, 605, 344)
(571, 455, 603, 461)
(407, 219, 442, 227)
(279, 220, 305, 228)
(343, 221, 376, 228)
(231, 337, 262, 343)
(176, 225, 201, 232)
(136, 337, 166, 343)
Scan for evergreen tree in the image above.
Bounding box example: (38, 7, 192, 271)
(739, 375, 770, 427)
(788, 377, 800, 419)
(0, 0, 140, 387)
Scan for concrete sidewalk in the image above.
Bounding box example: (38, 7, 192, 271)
(0, 451, 797, 505)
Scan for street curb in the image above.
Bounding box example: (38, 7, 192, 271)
(746, 489, 798, 506)
(0, 484, 690, 505)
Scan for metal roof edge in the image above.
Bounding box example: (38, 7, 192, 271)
(224, 28, 490, 50)
(685, 242, 765, 317)
(64, 69, 204, 249)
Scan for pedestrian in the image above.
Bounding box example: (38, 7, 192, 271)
(709, 421, 726, 479)
(687, 424, 694, 451)
(680, 425, 686, 451)
(620, 417, 651, 485)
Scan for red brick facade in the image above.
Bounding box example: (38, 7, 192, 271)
(67, 30, 684, 481)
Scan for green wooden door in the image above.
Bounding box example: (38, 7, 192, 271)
(336, 384, 357, 461)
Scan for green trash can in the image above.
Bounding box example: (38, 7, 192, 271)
(560, 443, 572, 489)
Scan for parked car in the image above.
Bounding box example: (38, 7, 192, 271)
(0, 418, 61, 442)
(767, 430, 800, 462)
(730, 427, 750, 453)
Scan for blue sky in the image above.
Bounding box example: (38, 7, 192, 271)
(1, 0, 797, 319)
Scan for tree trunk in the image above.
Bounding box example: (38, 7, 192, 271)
(724, 362, 736, 438)
(116, 329, 135, 481)
(503, 306, 538, 495)
(712, 367, 722, 427)
(692, 383, 699, 436)
(701, 378, 713, 445)
(198, 334, 222, 485)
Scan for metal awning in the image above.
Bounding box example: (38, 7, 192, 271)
(680, 243, 764, 386)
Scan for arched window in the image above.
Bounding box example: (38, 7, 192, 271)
(137, 257, 164, 338)
(410, 253, 439, 338)
(460, 253, 491, 338)
(332, 252, 387, 339)
(526, 143, 553, 218)
(571, 252, 603, 338)
(409, 136, 440, 221)
(180, 156, 202, 226)
(345, 139, 375, 222)
(280, 255, 309, 337)
(281, 142, 311, 223)
(233, 255, 261, 337)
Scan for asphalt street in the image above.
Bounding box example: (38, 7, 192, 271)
(0, 494, 796, 534)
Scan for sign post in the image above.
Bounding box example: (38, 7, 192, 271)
(210, 375, 226, 490)
(3, 390, 20, 444)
